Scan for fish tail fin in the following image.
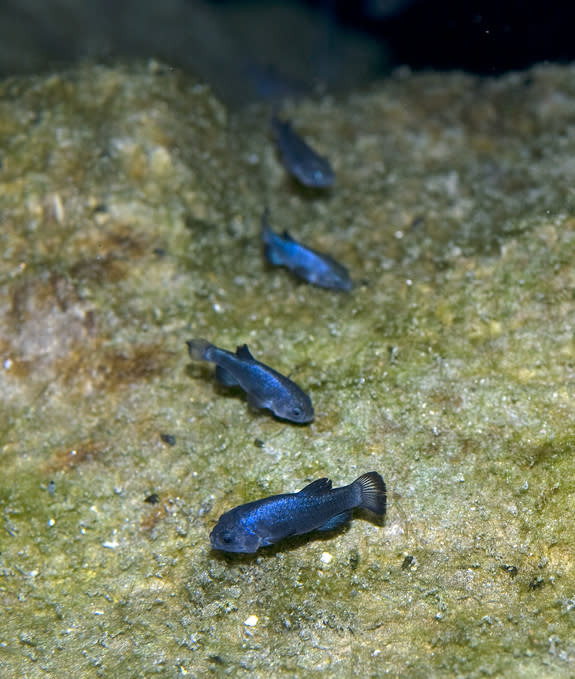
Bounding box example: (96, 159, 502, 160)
(261, 210, 285, 266)
(353, 472, 387, 516)
(264, 242, 284, 266)
(186, 339, 215, 362)
(261, 208, 273, 244)
(271, 114, 286, 136)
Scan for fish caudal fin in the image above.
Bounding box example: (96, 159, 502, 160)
(186, 339, 214, 362)
(353, 472, 387, 516)
(261, 209, 288, 266)
(271, 115, 288, 136)
(264, 242, 284, 266)
(261, 207, 270, 226)
(260, 208, 274, 246)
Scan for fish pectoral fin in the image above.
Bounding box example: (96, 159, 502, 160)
(293, 266, 313, 282)
(261, 524, 298, 547)
(236, 344, 255, 361)
(246, 393, 267, 411)
(264, 242, 283, 266)
(299, 477, 332, 496)
(317, 511, 352, 532)
(215, 365, 239, 387)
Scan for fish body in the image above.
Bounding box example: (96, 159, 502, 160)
(186, 339, 314, 423)
(261, 211, 352, 291)
(210, 472, 387, 553)
(271, 116, 335, 188)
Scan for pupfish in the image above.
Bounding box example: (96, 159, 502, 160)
(186, 339, 314, 424)
(261, 210, 352, 291)
(271, 115, 335, 188)
(210, 472, 387, 553)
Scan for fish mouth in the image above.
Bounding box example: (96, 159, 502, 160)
(211, 541, 247, 553)
(272, 401, 314, 424)
(274, 411, 314, 425)
(210, 537, 244, 553)
(209, 526, 261, 553)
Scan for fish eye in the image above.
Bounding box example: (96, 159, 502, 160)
(221, 531, 234, 544)
(292, 406, 302, 419)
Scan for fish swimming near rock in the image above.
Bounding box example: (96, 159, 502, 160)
(210, 471, 387, 553)
(271, 115, 335, 188)
(261, 210, 352, 291)
(186, 339, 314, 423)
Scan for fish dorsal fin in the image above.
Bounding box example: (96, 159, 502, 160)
(282, 230, 295, 242)
(299, 477, 332, 496)
(261, 208, 273, 238)
(236, 344, 255, 360)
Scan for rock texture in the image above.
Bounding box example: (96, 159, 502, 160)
(1, 61, 575, 677)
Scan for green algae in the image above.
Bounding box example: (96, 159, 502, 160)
(1, 60, 575, 677)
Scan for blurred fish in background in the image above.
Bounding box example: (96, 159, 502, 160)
(0, 0, 390, 107)
(0, 0, 573, 105)
(361, 0, 419, 19)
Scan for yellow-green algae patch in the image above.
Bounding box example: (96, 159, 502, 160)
(1, 60, 575, 677)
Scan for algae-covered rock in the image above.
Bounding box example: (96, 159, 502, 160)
(1, 60, 575, 677)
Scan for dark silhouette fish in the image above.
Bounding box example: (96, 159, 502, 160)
(261, 210, 352, 291)
(243, 62, 309, 103)
(271, 116, 335, 188)
(186, 339, 314, 424)
(210, 472, 387, 553)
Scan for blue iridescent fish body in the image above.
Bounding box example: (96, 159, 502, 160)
(271, 116, 335, 188)
(210, 472, 387, 553)
(186, 339, 314, 424)
(261, 210, 352, 291)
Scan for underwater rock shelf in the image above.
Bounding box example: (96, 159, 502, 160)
(1, 60, 575, 676)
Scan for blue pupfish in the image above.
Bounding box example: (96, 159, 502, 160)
(186, 339, 314, 423)
(210, 472, 387, 553)
(261, 210, 352, 291)
(271, 116, 335, 188)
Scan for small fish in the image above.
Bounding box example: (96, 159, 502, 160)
(243, 62, 309, 103)
(186, 339, 314, 423)
(271, 116, 335, 188)
(210, 472, 387, 553)
(261, 210, 352, 291)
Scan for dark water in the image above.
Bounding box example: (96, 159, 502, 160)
(0, 0, 573, 106)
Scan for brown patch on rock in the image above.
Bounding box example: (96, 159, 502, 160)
(6, 271, 96, 363)
(1, 356, 34, 379)
(68, 254, 128, 285)
(55, 342, 172, 394)
(44, 438, 110, 473)
(68, 222, 152, 285)
(140, 503, 169, 533)
(96, 344, 171, 387)
(10, 271, 82, 322)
